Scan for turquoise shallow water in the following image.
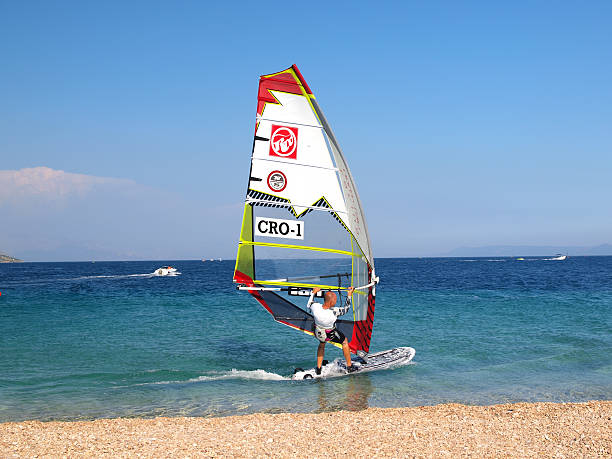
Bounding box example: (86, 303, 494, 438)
(1, 257, 611, 422)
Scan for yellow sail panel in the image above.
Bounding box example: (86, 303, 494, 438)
(233, 204, 254, 282)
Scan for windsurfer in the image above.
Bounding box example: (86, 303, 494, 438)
(308, 287, 358, 374)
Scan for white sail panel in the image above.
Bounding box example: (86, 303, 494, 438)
(249, 161, 347, 218)
(253, 122, 333, 169)
(252, 90, 346, 216)
(309, 97, 374, 267)
(257, 91, 321, 127)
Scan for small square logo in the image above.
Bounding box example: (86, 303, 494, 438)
(269, 125, 298, 159)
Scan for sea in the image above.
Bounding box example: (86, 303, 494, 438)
(1, 257, 611, 422)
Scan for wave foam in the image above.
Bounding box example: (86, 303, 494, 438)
(66, 271, 181, 281)
(190, 369, 288, 382)
(75, 273, 154, 280)
(135, 369, 289, 386)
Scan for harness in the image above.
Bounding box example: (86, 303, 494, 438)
(314, 324, 334, 343)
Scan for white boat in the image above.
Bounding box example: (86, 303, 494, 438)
(154, 266, 178, 276)
(550, 254, 567, 261)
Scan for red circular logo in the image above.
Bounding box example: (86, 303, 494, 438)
(267, 170, 287, 192)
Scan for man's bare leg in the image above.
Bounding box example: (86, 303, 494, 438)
(342, 339, 352, 367)
(317, 342, 326, 369)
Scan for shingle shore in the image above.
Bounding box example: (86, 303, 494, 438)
(1, 401, 610, 458)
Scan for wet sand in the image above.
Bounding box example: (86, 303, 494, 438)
(1, 401, 610, 458)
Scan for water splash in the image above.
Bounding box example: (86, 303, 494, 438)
(133, 369, 289, 386)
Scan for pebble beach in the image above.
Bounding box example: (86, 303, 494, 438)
(1, 401, 610, 458)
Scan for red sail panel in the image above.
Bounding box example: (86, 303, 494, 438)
(257, 65, 310, 118)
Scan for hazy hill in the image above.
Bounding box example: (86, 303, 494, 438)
(0, 252, 23, 263)
(443, 244, 612, 257)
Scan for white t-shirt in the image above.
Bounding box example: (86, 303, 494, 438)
(307, 293, 351, 329)
(309, 302, 338, 329)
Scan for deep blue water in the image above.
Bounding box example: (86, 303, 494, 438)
(0, 257, 611, 422)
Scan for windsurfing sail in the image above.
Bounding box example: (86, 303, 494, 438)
(233, 65, 378, 353)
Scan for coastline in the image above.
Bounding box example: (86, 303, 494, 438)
(1, 401, 610, 457)
(0, 256, 23, 263)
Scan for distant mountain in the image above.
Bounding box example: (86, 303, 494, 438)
(442, 244, 612, 257)
(586, 243, 612, 255)
(0, 252, 23, 263)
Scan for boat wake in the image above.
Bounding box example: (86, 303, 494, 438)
(66, 270, 181, 281)
(131, 369, 289, 386)
(458, 259, 507, 262)
(188, 369, 288, 382)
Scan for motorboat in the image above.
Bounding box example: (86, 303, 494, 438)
(154, 266, 178, 276)
(550, 254, 567, 261)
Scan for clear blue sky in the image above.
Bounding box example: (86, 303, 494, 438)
(1, 1, 611, 260)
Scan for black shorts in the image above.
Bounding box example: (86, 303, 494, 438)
(324, 328, 346, 344)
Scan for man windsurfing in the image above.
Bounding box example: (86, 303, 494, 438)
(308, 286, 358, 374)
